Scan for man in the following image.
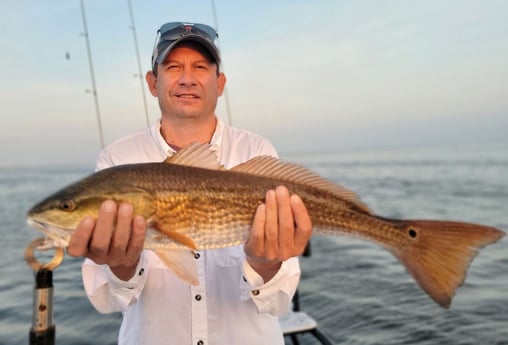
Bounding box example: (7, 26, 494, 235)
(68, 22, 313, 345)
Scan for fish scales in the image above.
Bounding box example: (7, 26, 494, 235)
(26, 143, 505, 308)
(64, 161, 410, 250)
(138, 162, 419, 250)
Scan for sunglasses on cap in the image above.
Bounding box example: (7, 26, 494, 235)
(152, 22, 219, 73)
(158, 22, 218, 41)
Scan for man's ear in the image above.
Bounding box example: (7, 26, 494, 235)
(217, 72, 226, 96)
(146, 71, 158, 96)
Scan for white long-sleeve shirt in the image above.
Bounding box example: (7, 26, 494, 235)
(82, 119, 301, 345)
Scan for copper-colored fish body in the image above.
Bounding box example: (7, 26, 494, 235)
(26, 143, 505, 308)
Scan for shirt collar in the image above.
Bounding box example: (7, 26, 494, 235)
(151, 117, 225, 157)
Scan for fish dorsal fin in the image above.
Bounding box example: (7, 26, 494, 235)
(164, 142, 224, 170)
(232, 156, 372, 214)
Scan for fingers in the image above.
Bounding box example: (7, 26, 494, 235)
(246, 189, 285, 262)
(290, 194, 313, 251)
(276, 186, 295, 260)
(89, 200, 118, 259)
(245, 186, 312, 282)
(245, 203, 266, 255)
(264, 189, 279, 260)
(67, 200, 146, 270)
(246, 185, 312, 263)
(67, 216, 95, 257)
(125, 215, 147, 267)
(110, 203, 134, 257)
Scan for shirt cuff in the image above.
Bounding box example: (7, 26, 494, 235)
(102, 252, 148, 309)
(241, 257, 301, 315)
(242, 259, 266, 288)
(104, 260, 145, 289)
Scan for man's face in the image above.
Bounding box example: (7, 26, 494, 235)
(147, 44, 226, 120)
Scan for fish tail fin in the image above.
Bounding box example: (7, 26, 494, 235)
(389, 220, 504, 308)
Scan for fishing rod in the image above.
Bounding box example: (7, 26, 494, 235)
(127, 0, 150, 127)
(25, 239, 65, 345)
(210, 0, 233, 125)
(80, 0, 105, 149)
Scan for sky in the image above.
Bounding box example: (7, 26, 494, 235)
(1, 0, 507, 167)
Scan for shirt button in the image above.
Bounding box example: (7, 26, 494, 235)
(195, 294, 202, 301)
(251, 289, 260, 296)
(197, 341, 204, 345)
(194, 252, 201, 259)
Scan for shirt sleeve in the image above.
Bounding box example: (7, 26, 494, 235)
(241, 257, 301, 316)
(82, 251, 149, 313)
(95, 149, 114, 171)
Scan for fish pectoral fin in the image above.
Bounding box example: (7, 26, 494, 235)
(154, 223, 198, 251)
(155, 250, 199, 286)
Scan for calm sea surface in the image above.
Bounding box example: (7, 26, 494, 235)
(1, 142, 506, 345)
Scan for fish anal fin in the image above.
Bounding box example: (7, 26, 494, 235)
(390, 220, 505, 308)
(155, 250, 199, 285)
(163, 142, 224, 170)
(232, 156, 372, 214)
(154, 223, 198, 251)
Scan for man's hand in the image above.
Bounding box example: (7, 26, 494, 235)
(67, 200, 147, 281)
(244, 185, 313, 282)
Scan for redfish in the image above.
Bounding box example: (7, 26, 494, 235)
(26, 143, 505, 308)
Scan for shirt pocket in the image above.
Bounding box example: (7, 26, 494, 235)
(212, 246, 245, 267)
(211, 246, 253, 300)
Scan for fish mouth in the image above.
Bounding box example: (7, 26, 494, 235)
(26, 217, 74, 248)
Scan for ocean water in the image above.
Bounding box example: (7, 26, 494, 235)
(1, 141, 507, 345)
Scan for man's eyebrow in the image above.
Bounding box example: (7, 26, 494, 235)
(193, 59, 213, 65)
(162, 58, 181, 64)
(162, 59, 212, 65)
(160, 60, 179, 66)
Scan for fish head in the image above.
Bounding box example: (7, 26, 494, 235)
(26, 167, 155, 247)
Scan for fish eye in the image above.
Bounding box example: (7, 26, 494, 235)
(60, 200, 75, 211)
(408, 228, 418, 238)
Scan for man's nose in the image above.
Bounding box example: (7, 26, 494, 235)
(178, 67, 197, 85)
